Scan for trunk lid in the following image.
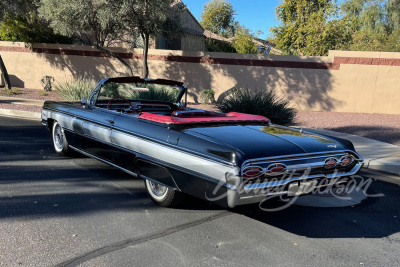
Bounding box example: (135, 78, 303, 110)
(183, 125, 346, 160)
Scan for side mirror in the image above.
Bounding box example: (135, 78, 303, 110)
(81, 97, 87, 107)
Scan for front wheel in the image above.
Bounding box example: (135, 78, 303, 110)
(144, 180, 184, 207)
(52, 121, 73, 156)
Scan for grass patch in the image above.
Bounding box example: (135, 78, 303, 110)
(2, 88, 22, 96)
(38, 91, 49, 97)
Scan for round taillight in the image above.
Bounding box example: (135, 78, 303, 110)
(340, 155, 354, 166)
(266, 163, 287, 176)
(324, 157, 338, 169)
(242, 166, 263, 179)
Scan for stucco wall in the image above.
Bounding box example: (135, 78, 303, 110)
(1, 41, 399, 114)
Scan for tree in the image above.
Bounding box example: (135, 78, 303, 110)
(271, 0, 353, 56)
(38, 0, 123, 47)
(231, 25, 258, 54)
(0, 0, 69, 44)
(386, 0, 400, 31)
(38, 0, 135, 74)
(341, 0, 400, 51)
(120, 0, 184, 78)
(0, 0, 40, 21)
(200, 0, 236, 37)
(205, 38, 237, 53)
(0, 12, 72, 43)
(38, 0, 183, 78)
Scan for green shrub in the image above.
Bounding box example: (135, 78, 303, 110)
(55, 78, 95, 101)
(205, 38, 237, 53)
(216, 87, 296, 125)
(129, 85, 179, 102)
(199, 89, 215, 104)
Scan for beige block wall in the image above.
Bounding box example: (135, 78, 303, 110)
(1, 41, 399, 114)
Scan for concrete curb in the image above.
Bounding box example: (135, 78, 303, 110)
(0, 96, 44, 106)
(367, 156, 400, 176)
(0, 108, 41, 120)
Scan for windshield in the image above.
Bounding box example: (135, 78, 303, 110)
(98, 82, 181, 103)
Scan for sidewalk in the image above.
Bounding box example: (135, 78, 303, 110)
(0, 96, 399, 176)
(0, 96, 42, 119)
(303, 128, 400, 176)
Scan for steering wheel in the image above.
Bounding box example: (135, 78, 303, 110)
(107, 97, 134, 112)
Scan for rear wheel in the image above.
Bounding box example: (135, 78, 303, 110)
(144, 179, 184, 207)
(52, 121, 73, 156)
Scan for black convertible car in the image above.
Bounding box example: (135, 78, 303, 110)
(42, 77, 363, 208)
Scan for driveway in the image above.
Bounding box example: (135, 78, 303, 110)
(1, 116, 400, 267)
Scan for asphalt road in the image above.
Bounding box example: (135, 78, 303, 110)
(1, 116, 400, 267)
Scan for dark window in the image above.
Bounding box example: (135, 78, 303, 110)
(156, 37, 181, 50)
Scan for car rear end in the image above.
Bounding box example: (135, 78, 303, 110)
(225, 150, 363, 208)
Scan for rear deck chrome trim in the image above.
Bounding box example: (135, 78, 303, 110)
(243, 162, 363, 190)
(241, 150, 363, 168)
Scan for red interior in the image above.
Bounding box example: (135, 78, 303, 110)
(138, 111, 270, 124)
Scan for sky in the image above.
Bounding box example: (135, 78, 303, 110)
(184, 0, 281, 40)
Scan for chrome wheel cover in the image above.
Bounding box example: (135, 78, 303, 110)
(148, 181, 168, 197)
(54, 124, 64, 150)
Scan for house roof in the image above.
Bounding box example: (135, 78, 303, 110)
(203, 30, 283, 55)
(172, 0, 205, 36)
(203, 30, 231, 43)
(172, 0, 282, 54)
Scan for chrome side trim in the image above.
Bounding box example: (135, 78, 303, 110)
(43, 107, 235, 167)
(63, 129, 235, 189)
(82, 121, 112, 143)
(111, 127, 235, 167)
(68, 145, 138, 178)
(111, 129, 238, 183)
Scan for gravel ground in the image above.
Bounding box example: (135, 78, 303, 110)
(0, 102, 42, 113)
(295, 111, 400, 146)
(0, 88, 61, 101)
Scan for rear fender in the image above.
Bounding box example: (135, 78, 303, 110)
(135, 158, 179, 190)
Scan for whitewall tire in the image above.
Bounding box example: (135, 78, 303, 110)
(52, 121, 72, 156)
(144, 179, 184, 207)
